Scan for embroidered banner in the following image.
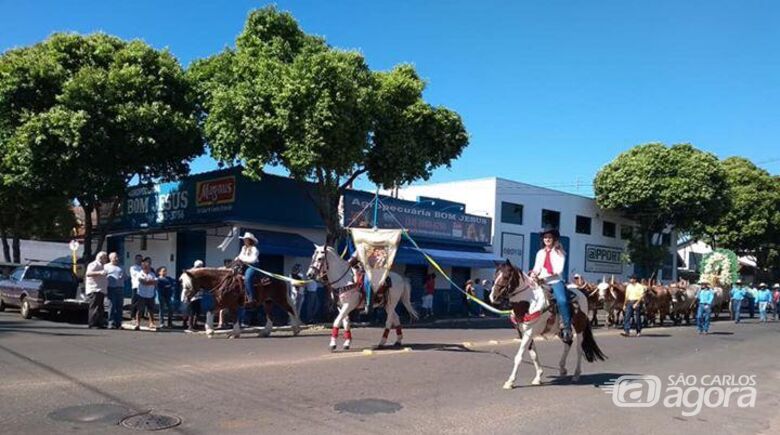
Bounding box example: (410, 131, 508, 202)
(350, 228, 402, 290)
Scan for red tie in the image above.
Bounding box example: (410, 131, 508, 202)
(543, 249, 554, 275)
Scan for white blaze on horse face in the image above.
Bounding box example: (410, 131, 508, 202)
(597, 282, 610, 302)
(490, 270, 504, 304)
(307, 245, 325, 280)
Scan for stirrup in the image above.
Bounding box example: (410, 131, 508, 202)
(560, 328, 573, 344)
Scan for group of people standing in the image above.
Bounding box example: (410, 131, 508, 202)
(730, 280, 780, 323)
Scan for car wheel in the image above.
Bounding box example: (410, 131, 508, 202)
(20, 299, 33, 319)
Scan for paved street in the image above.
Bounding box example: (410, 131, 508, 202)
(1, 311, 779, 435)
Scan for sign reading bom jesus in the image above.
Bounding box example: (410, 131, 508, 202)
(585, 244, 623, 274)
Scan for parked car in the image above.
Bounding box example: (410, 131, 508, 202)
(0, 264, 87, 319)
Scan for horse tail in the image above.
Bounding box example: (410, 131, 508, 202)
(580, 323, 607, 362)
(402, 278, 418, 320)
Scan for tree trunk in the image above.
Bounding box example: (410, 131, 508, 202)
(93, 198, 121, 255)
(0, 226, 10, 263)
(11, 212, 21, 263)
(81, 202, 94, 262)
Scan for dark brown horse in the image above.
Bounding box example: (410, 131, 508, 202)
(180, 267, 302, 338)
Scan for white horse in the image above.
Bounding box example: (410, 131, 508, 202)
(306, 245, 417, 351)
(490, 261, 606, 389)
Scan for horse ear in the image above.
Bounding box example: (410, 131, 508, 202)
(504, 259, 512, 266)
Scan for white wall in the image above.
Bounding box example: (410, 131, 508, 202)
(11, 239, 83, 264)
(123, 232, 177, 274)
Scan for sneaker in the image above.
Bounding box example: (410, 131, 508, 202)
(636, 332, 642, 337)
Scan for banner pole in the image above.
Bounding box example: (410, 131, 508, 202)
(372, 187, 379, 229)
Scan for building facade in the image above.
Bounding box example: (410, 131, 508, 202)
(396, 177, 678, 283)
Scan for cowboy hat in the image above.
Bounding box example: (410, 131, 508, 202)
(540, 225, 560, 239)
(773, 284, 780, 289)
(239, 232, 258, 244)
(736, 279, 743, 284)
(759, 283, 767, 288)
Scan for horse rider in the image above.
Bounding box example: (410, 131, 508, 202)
(529, 226, 572, 344)
(235, 232, 260, 304)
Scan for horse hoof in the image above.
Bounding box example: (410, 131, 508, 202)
(531, 378, 542, 386)
(502, 382, 514, 390)
(206, 329, 214, 336)
(329, 344, 337, 352)
(343, 344, 350, 350)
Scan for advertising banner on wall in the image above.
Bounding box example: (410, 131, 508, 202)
(342, 191, 491, 245)
(584, 244, 624, 274)
(500, 232, 524, 266)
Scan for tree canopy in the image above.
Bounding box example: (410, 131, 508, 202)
(0, 32, 203, 259)
(189, 6, 469, 243)
(594, 142, 729, 277)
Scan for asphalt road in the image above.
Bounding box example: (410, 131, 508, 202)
(1, 310, 779, 435)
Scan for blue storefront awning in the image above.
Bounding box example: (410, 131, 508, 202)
(395, 246, 503, 269)
(254, 230, 315, 258)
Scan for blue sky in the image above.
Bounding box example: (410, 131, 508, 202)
(2, 0, 778, 195)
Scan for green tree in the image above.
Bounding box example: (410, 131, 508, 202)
(0, 33, 203, 260)
(702, 157, 780, 271)
(189, 6, 468, 244)
(594, 143, 729, 278)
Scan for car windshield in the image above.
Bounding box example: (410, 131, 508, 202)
(24, 266, 76, 283)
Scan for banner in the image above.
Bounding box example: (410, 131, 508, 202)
(584, 244, 623, 274)
(350, 228, 402, 290)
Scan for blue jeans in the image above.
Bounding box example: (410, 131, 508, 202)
(158, 288, 174, 325)
(759, 302, 768, 321)
(624, 302, 643, 334)
(305, 291, 320, 323)
(732, 299, 742, 323)
(552, 281, 572, 331)
(106, 287, 124, 328)
(244, 266, 259, 302)
(697, 304, 711, 332)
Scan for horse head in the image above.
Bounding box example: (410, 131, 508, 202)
(596, 281, 611, 302)
(307, 245, 328, 281)
(490, 259, 524, 304)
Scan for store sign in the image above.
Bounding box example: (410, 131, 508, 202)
(342, 191, 491, 245)
(196, 176, 236, 206)
(585, 244, 623, 274)
(501, 233, 524, 266)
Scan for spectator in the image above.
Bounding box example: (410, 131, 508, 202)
(622, 274, 646, 337)
(289, 264, 306, 318)
(104, 252, 126, 329)
(422, 273, 435, 319)
(747, 283, 758, 318)
(730, 280, 747, 324)
(85, 251, 109, 329)
(128, 254, 143, 322)
(134, 259, 157, 330)
(183, 260, 205, 331)
(305, 279, 320, 324)
(697, 280, 715, 335)
(773, 284, 780, 321)
(464, 279, 475, 317)
(472, 279, 485, 317)
(757, 283, 772, 323)
(157, 266, 176, 328)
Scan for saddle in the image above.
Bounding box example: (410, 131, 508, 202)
(353, 270, 391, 308)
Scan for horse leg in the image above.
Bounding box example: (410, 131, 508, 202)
(387, 289, 403, 347)
(342, 315, 352, 350)
(280, 290, 302, 336)
(504, 330, 531, 390)
(558, 335, 571, 377)
(260, 301, 273, 337)
(528, 340, 544, 385)
(205, 310, 215, 336)
(330, 303, 349, 351)
(572, 331, 583, 382)
(230, 309, 241, 339)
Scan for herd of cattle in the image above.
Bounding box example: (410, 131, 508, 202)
(570, 277, 729, 328)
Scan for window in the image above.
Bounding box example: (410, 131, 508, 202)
(603, 221, 616, 238)
(688, 252, 703, 272)
(11, 268, 24, 281)
(575, 215, 591, 234)
(620, 225, 633, 240)
(501, 201, 524, 225)
(541, 209, 560, 229)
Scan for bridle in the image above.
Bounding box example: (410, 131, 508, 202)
(310, 248, 355, 292)
(492, 264, 529, 302)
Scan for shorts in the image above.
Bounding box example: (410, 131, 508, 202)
(422, 294, 434, 309)
(135, 296, 155, 315)
(188, 299, 202, 316)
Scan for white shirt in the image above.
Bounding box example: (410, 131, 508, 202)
(129, 264, 143, 289)
(137, 270, 157, 298)
(85, 260, 108, 295)
(104, 263, 125, 288)
(532, 248, 566, 284)
(237, 245, 259, 264)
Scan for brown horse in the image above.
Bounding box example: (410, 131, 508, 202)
(570, 276, 602, 326)
(180, 267, 302, 339)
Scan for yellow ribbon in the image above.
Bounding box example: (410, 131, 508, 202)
(246, 264, 313, 287)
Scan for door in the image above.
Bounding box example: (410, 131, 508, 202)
(528, 233, 570, 282)
(404, 265, 428, 303)
(176, 231, 207, 277)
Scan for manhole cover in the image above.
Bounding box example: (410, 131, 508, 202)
(334, 399, 402, 415)
(120, 412, 182, 431)
(48, 403, 133, 424)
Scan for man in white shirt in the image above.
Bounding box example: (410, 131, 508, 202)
(289, 264, 305, 319)
(134, 259, 158, 330)
(103, 252, 126, 329)
(85, 251, 109, 329)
